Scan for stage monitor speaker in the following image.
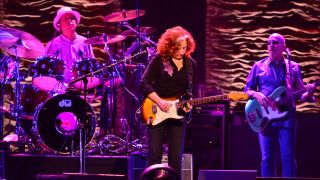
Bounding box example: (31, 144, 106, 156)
(198, 170, 257, 180)
(36, 173, 126, 180)
(0, 141, 9, 180)
(129, 153, 193, 180)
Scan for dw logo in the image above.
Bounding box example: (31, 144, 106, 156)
(59, 99, 72, 107)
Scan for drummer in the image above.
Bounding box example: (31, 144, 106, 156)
(45, 6, 95, 86)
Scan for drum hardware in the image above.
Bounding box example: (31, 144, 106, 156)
(120, 26, 156, 37)
(67, 49, 145, 172)
(72, 57, 101, 90)
(84, 34, 126, 45)
(0, 26, 45, 153)
(102, 8, 154, 154)
(92, 33, 149, 155)
(0, 26, 45, 59)
(31, 94, 96, 155)
(103, 9, 145, 23)
(30, 55, 66, 93)
(120, 21, 157, 47)
(68, 50, 146, 89)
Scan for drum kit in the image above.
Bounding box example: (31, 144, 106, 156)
(0, 9, 156, 156)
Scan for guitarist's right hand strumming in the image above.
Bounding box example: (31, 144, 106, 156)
(253, 91, 270, 108)
(250, 91, 277, 111)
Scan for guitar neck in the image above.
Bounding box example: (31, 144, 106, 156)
(294, 80, 320, 96)
(182, 94, 229, 106)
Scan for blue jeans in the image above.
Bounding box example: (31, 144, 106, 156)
(259, 126, 297, 177)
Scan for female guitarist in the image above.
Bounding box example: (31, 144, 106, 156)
(140, 26, 196, 179)
(244, 33, 316, 177)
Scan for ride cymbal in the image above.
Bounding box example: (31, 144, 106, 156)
(104, 9, 145, 22)
(0, 26, 45, 59)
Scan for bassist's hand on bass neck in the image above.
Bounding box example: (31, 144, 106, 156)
(301, 83, 317, 102)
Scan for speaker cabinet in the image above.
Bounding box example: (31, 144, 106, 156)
(185, 101, 229, 179)
(129, 153, 193, 180)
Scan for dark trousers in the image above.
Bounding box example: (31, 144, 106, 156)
(147, 119, 186, 179)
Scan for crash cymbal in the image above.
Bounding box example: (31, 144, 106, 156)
(0, 26, 45, 59)
(104, 9, 145, 22)
(84, 35, 126, 45)
(120, 27, 156, 37)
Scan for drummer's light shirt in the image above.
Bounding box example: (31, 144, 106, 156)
(45, 33, 94, 83)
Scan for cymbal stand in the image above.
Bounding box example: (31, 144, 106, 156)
(9, 44, 25, 153)
(103, 34, 140, 154)
(79, 75, 88, 173)
(0, 55, 8, 140)
(103, 33, 118, 135)
(120, 21, 157, 47)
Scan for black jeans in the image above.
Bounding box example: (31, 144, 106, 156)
(147, 119, 186, 179)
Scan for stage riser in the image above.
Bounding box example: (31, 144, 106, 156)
(198, 170, 257, 180)
(5, 155, 128, 180)
(6, 154, 193, 180)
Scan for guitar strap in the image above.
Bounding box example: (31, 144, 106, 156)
(186, 57, 195, 96)
(284, 58, 295, 107)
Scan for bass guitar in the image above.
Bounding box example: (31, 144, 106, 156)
(141, 92, 248, 127)
(245, 80, 319, 133)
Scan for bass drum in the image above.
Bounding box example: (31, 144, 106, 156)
(32, 94, 96, 154)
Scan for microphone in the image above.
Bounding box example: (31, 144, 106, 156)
(55, 49, 60, 58)
(285, 48, 291, 56)
(121, 9, 127, 19)
(102, 33, 108, 51)
(78, 49, 84, 59)
(86, 31, 90, 38)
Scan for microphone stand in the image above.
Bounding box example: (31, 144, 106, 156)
(0, 54, 10, 140)
(79, 75, 88, 173)
(286, 48, 294, 106)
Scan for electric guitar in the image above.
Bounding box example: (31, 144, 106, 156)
(245, 80, 319, 133)
(141, 92, 249, 127)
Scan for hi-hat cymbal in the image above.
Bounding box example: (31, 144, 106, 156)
(0, 26, 45, 59)
(120, 27, 156, 37)
(104, 9, 145, 22)
(84, 35, 126, 45)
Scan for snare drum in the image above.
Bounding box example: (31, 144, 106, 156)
(72, 58, 101, 90)
(32, 94, 96, 154)
(31, 56, 65, 92)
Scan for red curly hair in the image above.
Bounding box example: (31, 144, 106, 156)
(156, 26, 196, 61)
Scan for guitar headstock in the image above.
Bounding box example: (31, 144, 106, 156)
(228, 91, 249, 101)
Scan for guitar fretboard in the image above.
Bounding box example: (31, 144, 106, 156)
(178, 94, 229, 107)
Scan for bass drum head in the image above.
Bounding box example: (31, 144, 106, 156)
(34, 94, 96, 154)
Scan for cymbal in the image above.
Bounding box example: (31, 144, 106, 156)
(120, 27, 156, 37)
(84, 35, 126, 45)
(104, 9, 145, 22)
(0, 26, 45, 59)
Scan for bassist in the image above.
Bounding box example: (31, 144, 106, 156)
(244, 33, 316, 177)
